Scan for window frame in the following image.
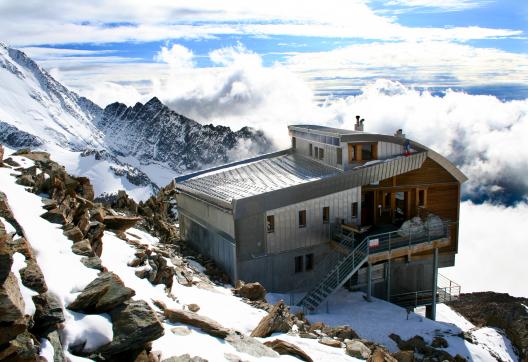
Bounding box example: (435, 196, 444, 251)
(266, 215, 275, 233)
(305, 253, 314, 271)
(322, 206, 330, 224)
(336, 147, 343, 165)
(298, 210, 307, 228)
(352, 202, 358, 218)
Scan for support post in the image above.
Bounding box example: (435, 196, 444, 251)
(367, 263, 372, 302)
(429, 248, 439, 320)
(386, 259, 391, 302)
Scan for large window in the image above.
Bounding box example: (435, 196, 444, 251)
(318, 147, 324, 160)
(352, 202, 358, 218)
(361, 144, 374, 160)
(267, 215, 275, 233)
(348, 143, 377, 162)
(336, 147, 343, 165)
(294, 256, 304, 273)
(322, 206, 330, 224)
(298, 210, 307, 228)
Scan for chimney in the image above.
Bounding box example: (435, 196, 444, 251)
(394, 129, 405, 138)
(354, 115, 364, 132)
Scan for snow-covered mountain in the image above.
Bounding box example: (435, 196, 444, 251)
(0, 43, 273, 200)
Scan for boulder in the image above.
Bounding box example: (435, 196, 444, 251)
(187, 303, 200, 312)
(63, 226, 84, 242)
(16, 174, 35, 187)
(0, 144, 3, 165)
(327, 325, 360, 340)
(0, 272, 26, 323)
(250, 300, 293, 337)
(77, 210, 91, 235)
(0, 331, 39, 361)
(318, 336, 342, 348)
(233, 281, 267, 301)
(41, 208, 67, 224)
(31, 292, 65, 335)
(71, 239, 95, 257)
(369, 347, 398, 362)
(0, 317, 27, 346)
(162, 355, 207, 362)
(103, 215, 142, 231)
(391, 350, 415, 362)
(225, 334, 278, 358)
(96, 300, 164, 357)
(85, 221, 105, 256)
(164, 308, 231, 339)
(0, 239, 13, 284)
(431, 336, 448, 348)
(346, 340, 371, 359)
(67, 272, 135, 313)
(80, 255, 105, 271)
(77, 177, 94, 201)
(45, 330, 66, 362)
(264, 339, 313, 362)
(19, 259, 48, 293)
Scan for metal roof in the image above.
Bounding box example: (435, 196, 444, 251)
(289, 124, 361, 137)
(177, 152, 342, 204)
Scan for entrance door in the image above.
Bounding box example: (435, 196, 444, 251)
(361, 191, 374, 226)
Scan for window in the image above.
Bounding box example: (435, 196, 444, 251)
(294, 256, 304, 273)
(418, 189, 426, 207)
(314, 146, 319, 158)
(352, 202, 358, 218)
(318, 147, 324, 160)
(336, 147, 342, 165)
(298, 210, 307, 228)
(305, 254, 314, 271)
(362, 144, 373, 160)
(267, 215, 275, 233)
(309, 143, 313, 156)
(292, 137, 296, 149)
(322, 206, 329, 224)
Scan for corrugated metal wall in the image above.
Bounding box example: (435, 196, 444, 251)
(378, 141, 405, 159)
(180, 213, 236, 281)
(265, 187, 360, 254)
(295, 137, 342, 169)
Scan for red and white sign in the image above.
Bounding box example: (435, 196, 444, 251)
(369, 238, 380, 248)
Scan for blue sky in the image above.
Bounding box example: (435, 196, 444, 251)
(0, 0, 526, 105)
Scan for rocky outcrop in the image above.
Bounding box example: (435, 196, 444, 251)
(346, 340, 371, 359)
(447, 292, 528, 361)
(31, 292, 65, 335)
(225, 334, 278, 358)
(250, 300, 293, 338)
(164, 307, 231, 339)
(233, 281, 267, 301)
(103, 215, 142, 231)
(67, 272, 135, 313)
(0, 144, 4, 166)
(264, 339, 313, 362)
(96, 300, 164, 358)
(389, 334, 464, 361)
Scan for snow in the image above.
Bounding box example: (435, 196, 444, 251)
(0, 165, 112, 353)
(269, 289, 519, 362)
(0, 216, 17, 235)
(11, 252, 38, 315)
(39, 338, 55, 362)
(62, 311, 113, 353)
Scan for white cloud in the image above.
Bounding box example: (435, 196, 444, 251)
(0, 0, 522, 45)
(154, 44, 194, 68)
(81, 81, 145, 108)
(442, 201, 528, 298)
(384, 0, 492, 12)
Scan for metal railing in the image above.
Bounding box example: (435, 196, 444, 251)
(390, 273, 461, 308)
(297, 216, 455, 312)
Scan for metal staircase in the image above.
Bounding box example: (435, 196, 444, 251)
(298, 217, 454, 312)
(297, 238, 369, 311)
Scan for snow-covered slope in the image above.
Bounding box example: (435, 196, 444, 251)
(0, 43, 273, 200)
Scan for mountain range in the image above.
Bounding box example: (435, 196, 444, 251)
(0, 43, 273, 200)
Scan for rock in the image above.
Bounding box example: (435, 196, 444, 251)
(318, 336, 342, 348)
(80, 255, 105, 271)
(226, 334, 278, 358)
(63, 226, 84, 242)
(41, 208, 66, 224)
(431, 336, 448, 348)
(233, 281, 267, 301)
(19, 259, 48, 293)
(31, 292, 65, 335)
(264, 339, 313, 362)
(389, 334, 456, 361)
(97, 300, 164, 357)
(77, 210, 91, 235)
(0, 331, 39, 361)
(250, 300, 293, 338)
(0, 272, 26, 323)
(369, 347, 398, 362)
(308, 321, 325, 333)
(71, 239, 95, 257)
(67, 272, 135, 313)
(77, 177, 94, 201)
(187, 303, 200, 312)
(299, 332, 318, 339)
(3, 157, 20, 167)
(327, 325, 360, 341)
(391, 350, 415, 362)
(164, 308, 231, 339)
(91, 207, 106, 223)
(45, 330, 66, 362)
(161, 354, 208, 362)
(0, 144, 3, 165)
(171, 326, 192, 336)
(147, 253, 174, 289)
(0, 317, 27, 346)
(16, 174, 35, 187)
(0, 239, 13, 284)
(346, 340, 371, 359)
(103, 215, 142, 231)
(85, 221, 105, 256)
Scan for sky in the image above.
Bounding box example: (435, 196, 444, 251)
(0, 0, 527, 204)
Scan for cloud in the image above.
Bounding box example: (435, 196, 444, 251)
(154, 44, 194, 68)
(383, 0, 492, 12)
(81, 81, 145, 108)
(442, 201, 528, 297)
(0, 1, 522, 45)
